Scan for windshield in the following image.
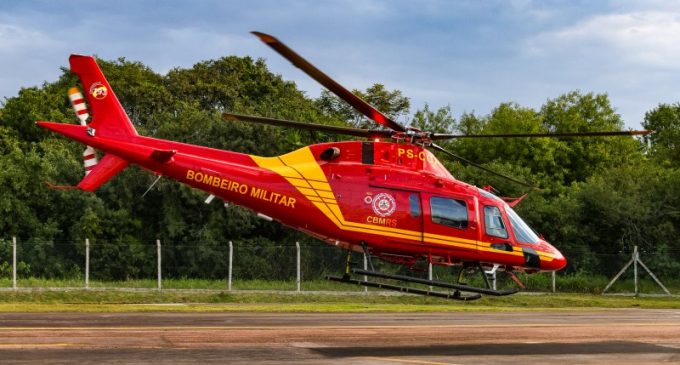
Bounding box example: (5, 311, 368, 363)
(506, 206, 540, 244)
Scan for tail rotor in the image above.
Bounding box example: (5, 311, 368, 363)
(68, 87, 99, 175)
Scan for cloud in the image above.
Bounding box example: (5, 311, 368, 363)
(1, 1, 678, 128)
(0, 21, 67, 101)
(0, 22, 62, 53)
(527, 11, 680, 70)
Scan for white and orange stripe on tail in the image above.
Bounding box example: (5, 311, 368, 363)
(68, 87, 90, 125)
(82, 146, 97, 175)
(69, 87, 98, 175)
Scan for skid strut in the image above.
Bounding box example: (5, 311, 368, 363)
(350, 268, 519, 296)
(329, 245, 519, 300)
(327, 276, 482, 301)
(326, 268, 518, 301)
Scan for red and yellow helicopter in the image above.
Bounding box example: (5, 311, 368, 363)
(37, 32, 650, 300)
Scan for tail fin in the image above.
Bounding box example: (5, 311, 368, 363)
(68, 54, 138, 139)
(38, 55, 137, 191)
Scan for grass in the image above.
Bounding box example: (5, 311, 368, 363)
(0, 276, 678, 313)
(0, 288, 678, 313)
(0, 278, 368, 291)
(3, 273, 678, 293)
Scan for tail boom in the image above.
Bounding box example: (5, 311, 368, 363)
(36, 121, 263, 195)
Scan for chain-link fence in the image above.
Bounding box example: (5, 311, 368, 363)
(0, 237, 678, 295)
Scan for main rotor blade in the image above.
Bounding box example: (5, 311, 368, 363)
(430, 143, 539, 190)
(252, 31, 406, 132)
(430, 130, 652, 140)
(224, 113, 393, 139)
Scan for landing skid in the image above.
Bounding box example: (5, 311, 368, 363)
(329, 247, 519, 301)
(326, 268, 519, 301)
(327, 275, 482, 301)
(352, 268, 519, 297)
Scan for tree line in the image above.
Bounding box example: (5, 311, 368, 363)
(1, 55, 679, 280)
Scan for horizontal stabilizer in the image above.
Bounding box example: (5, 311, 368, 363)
(77, 154, 129, 192)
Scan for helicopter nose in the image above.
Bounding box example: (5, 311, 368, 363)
(542, 244, 567, 271)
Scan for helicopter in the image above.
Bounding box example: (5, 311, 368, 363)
(37, 32, 650, 300)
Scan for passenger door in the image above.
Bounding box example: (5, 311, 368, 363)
(422, 193, 478, 254)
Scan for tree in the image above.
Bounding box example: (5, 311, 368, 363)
(452, 102, 565, 188)
(410, 104, 455, 134)
(643, 103, 680, 164)
(315, 84, 410, 128)
(540, 91, 643, 184)
(450, 92, 644, 191)
(97, 57, 173, 134)
(556, 162, 680, 275)
(0, 54, 335, 279)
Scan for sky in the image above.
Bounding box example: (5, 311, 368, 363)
(2, 0, 680, 129)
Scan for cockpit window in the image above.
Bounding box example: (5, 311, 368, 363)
(430, 197, 468, 229)
(484, 205, 508, 238)
(506, 206, 540, 244)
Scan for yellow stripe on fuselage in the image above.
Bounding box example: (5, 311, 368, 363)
(250, 147, 555, 262)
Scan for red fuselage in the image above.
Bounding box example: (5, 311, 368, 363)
(37, 121, 566, 272)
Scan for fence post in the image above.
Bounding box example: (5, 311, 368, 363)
(633, 245, 638, 296)
(12, 236, 17, 290)
(428, 262, 433, 291)
(228, 241, 233, 291)
(551, 271, 556, 293)
(85, 238, 90, 289)
(156, 239, 162, 290)
(295, 241, 301, 292)
(363, 253, 368, 293)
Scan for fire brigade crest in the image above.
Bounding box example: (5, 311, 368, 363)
(371, 193, 396, 217)
(89, 82, 108, 100)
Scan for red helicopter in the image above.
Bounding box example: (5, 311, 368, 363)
(37, 32, 649, 300)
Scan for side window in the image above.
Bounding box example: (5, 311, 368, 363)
(409, 194, 421, 218)
(484, 205, 508, 238)
(430, 197, 468, 229)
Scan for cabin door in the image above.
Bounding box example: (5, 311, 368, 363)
(421, 193, 479, 255)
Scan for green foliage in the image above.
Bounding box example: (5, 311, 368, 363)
(410, 104, 455, 133)
(451, 93, 643, 189)
(540, 91, 643, 183)
(97, 57, 172, 132)
(315, 83, 410, 128)
(557, 163, 680, 274)
(0, 55, 328, 280)
(643, 102, 680, 164)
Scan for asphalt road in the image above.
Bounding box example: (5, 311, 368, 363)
(0, 310, 679, 364)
